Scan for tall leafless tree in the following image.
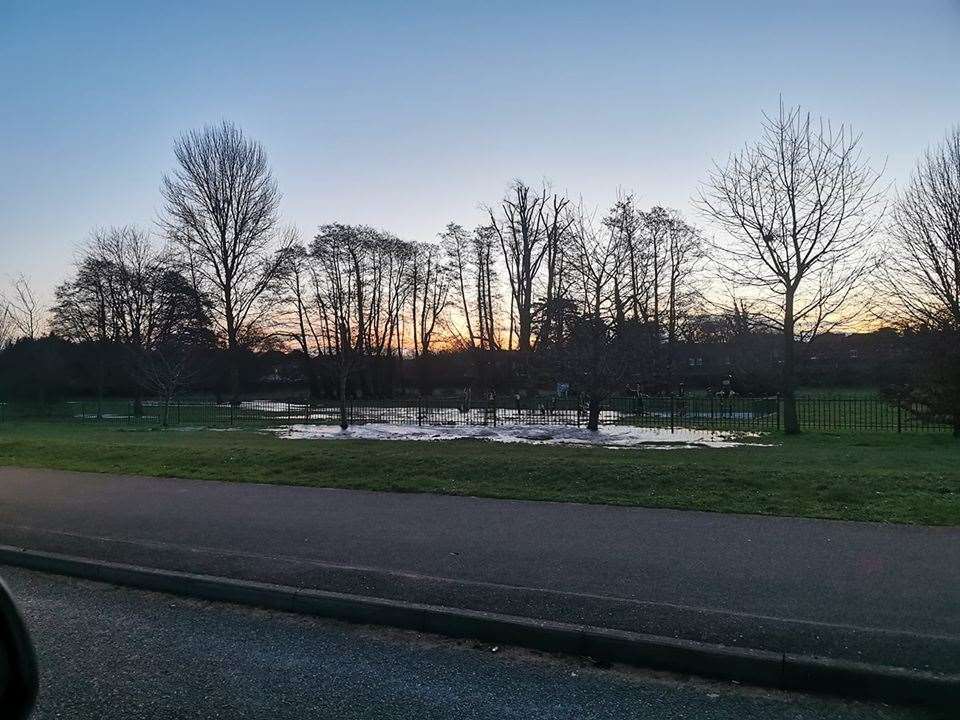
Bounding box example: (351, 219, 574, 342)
(310, 224, 375, 428)
(441, 223, 501, 390)
(408, 242, 450, 392)
(604, 192, 646, 327)
(275, 240, 323, 399)
(883, 127, 960, 334)
(441, 223, 478, 349)
(658, 209, 704, 389)
(563, 205, 635, 430)
(471, 225, 501, 352)
(698, 103, 883, 433)
(160, 121, 290, 403)
(441, 223, 502, 352)
(882, 127, 960, 433)
(537, 195, 574, 350)
(489, 181, 568, 353)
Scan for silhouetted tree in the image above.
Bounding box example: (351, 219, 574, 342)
(882, 127, 960, 434)
(275, 241, 323, 400)
(310, 224, 374, 428)
(699, 103, 883, 433)
(161, 121, 290, 404)
(52, 227, 213, 415)
(562, 205, 637, 430)
(489, 181, 568, 353)
(408, 241, 450, 392)
(3, 275, 41, 340)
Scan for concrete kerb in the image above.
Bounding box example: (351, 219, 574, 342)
(0, 544, 955, 708)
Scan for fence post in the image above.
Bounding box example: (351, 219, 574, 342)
(776, 395, 782, 432)
(670, 394, 675, 433)
(897, 397, 902, 433)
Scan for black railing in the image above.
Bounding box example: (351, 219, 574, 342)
(0, 395, 953, 433)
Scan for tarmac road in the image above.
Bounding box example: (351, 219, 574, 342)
(0, 467, 958, 673)
(3, 566, 932, 720)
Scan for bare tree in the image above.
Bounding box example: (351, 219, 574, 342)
(0, 299, 13, 351)
(472, 225, 501, 352)
(310, 224, 371, 428)
(563, 205, 636, 430)
(51, 256, 113, 414)
(638, 207, 667, 338)
(87, 227, 174, 414)
(489, 181, 568, 352)
(275, 240, 323, 399)
(441, 223, 503, 350)
(884, 127, 960, 333)
(604, 192, 646, 327)
(408, 242, 449, 358)
(4, 275, 41, 340)
(160, 121, 290, 403)
(882, 127, 960, 433)
(133, 344, 205, 426)
(408, 242, 450, 392)
(52, 227, 213, 417)
(537, 195, 574, 350)
(698, 103, 883, 433)
(441, 223, 476, 347)
(660, 209, 705, 389)
(362, 230, 413, 382)
(440, 223, 503, 393)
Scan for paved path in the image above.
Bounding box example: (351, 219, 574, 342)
(5, 567, 922, 720)
(0, 467, 958, 674)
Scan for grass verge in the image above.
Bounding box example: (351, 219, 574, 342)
(0, 422, 958, 525)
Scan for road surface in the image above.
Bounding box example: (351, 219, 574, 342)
(3, 566, 929, 720)
(0, 467, 958, 672)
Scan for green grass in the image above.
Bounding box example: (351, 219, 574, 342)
(1, 422, 958, 526)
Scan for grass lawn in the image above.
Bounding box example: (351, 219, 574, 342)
(0, 422, 958, 525)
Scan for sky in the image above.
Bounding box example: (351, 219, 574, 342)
(2, 0, 960, 302)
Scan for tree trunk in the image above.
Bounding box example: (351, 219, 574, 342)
(417, 352, 431, 396)
(587, 396, 601, 431)
(96, 344, 105, 420)
(338, 371, 348, 430)
(226, 297, 241, 406)
(229, 358, 241, 407)
(782, 292, 800, 434)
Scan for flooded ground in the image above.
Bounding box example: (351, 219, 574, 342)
(269, 422, 762, 448)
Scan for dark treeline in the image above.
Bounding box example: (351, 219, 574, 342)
(3, 107, 960, 433)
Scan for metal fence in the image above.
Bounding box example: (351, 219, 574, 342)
(0, 395, 953, 433)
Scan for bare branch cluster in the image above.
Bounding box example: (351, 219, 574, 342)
(882, 127, 960, 334)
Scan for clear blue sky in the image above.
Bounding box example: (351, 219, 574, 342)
(2, 0, 959, 298)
